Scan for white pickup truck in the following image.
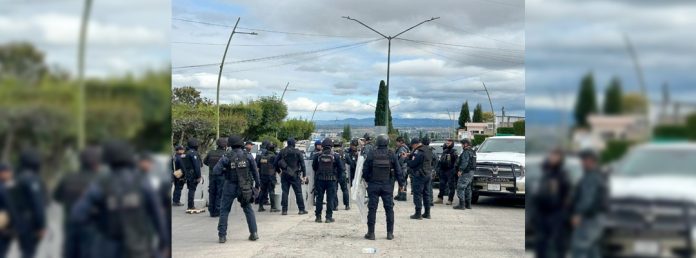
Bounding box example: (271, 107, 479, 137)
(471, 136, 526, 203)
(603, 142, 696, 257)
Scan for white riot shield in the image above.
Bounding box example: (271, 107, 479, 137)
(350, 153, 368, 223)
(303, 159, 314, 205)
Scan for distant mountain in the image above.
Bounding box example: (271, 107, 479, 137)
(314, 117, 456, 128)
(525, 108, 574, 126)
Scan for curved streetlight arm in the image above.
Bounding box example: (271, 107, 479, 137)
(393, 17, 440, 38)
(342, 16, 388, 39)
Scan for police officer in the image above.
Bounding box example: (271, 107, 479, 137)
(53, 147, 101, 258)
(274, 138, 308, 215)
(255, 140, 271, 205)
(333, 141, 350, 211)
(454, 139, 476, 210)
(256, 143, 279, 212)
(394, 137, 409, 201)
(436, 139, 458, 205)
(311, 138, 343, 223)
(570, 150, 607, 258)
(244, 141, 255, 155)
(345, 139, 360, 186)
(404, 138, 433, 220)
(0, 163, 16, 257)
(182, 139, 203, 212)
(215, 135, 261, 244)
(362, 136, 405, 240)
(9, 149, 48, 258)
(422, 137, 436, 207)
(171, 145, 186, 206)
(362, 133, 374, 157)
(71, 140, 169, 258)
(204, 138, 227, 217)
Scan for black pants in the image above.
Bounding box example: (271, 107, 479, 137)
(448, 172, 459, 202)
(535, 211, 568, 258)
(437, 168, 455, 200)
(172, 177, 185, 203)
(186, 178, 198, 209)
(0, 235, 39, 258)
(332, 176, 350, 209)
(349, 166, 356, 186)
(412, 175, 432, 212)
(208, 174, 224, 215)
(314, 179, 336, 219)
(281, 173, 305, 211)
(259, 174, 276, 208)
(367, 181, 395, 233)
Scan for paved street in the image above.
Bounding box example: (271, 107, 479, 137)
(173, 166, 525, 258)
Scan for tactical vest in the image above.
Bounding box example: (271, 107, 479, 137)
(463, 149, 477, 173)
(422, 146, 433, 176)
(439, 149, 453, 169)
(281, 148, 300, 177)
(206, 149, 225, 175)
(97, 171, 150, 254)
(259, 152, 276, 176)
(230, 152, 254, 204)
(371, 149, 392, 182)
(181, 150, 198, 178)
(317, 152, 336, 181)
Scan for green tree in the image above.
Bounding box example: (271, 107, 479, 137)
(374, 80, 394, 132)
(246, 96, 288, 139)
(172, 86, 210, 106)
(342, 124, 352, 141)
(278, 118, 315, 141)
(472, 104, 484, 122)
(0, 42, 48, 85)
(513, 120, 525, 136)
(622, 93, 647, 114)
(458, 101, 470, 129)
(574, 72, 598, 128)
(482, 111, 495, 122)
(603, 77, 623, 115)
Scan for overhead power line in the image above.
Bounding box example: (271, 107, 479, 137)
(432, 21, 523, 46)
(172, 38, 383, 70)
(396, 38, 523, 52)
(172, 17, 373, 38)
(171, 40, 353, 47)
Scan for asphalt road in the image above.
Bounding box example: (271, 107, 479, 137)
(172, 166, 526, 258)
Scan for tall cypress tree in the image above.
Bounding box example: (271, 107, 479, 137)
(374, 80, 387, 126)
(574, 73, 598, 127)
(342, 124, 351, 141)
(603, 77, 623, 115)
(472, 103, 484, 122)
(458, 101, 471, 129)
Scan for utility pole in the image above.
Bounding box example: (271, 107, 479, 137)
(481, 81, 496, 133)
(343, 16, 439, 130)
(216, 17, 257, 139)
(76, 0, 92, 150)
(310, 103, 319, 121)
(279, 82, 296, 102)
(624, 34, 651, 137)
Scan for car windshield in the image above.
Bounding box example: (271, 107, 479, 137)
(615, 148, 696, 177)
(478, 138, 525, 153)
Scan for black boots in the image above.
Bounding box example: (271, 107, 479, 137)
(387, 232, 394, 240)
(453, 201, 466, 210)
(465, 203, 472, 209)
(258, 205, 266, 212)
(298, 210, 308, 215)
(422, 208, 431, 219)
(248, 232, 259, 241)
(345, 205, 350, 210)
(219, 236, 226, 243)
(325, 218, 335, 223)
(364, 232, 376, 240)
(315, 217, 322, 223)
(410, 209, 422, 220)
(282, 210, 288, 215)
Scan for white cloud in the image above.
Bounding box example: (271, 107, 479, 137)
(172, 72, 258, 90)
(31, 13, 165, 46)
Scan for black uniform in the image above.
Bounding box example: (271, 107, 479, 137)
(362, 138, 405, 240)
(71, 141, 169, 258)
(332, 146, 350, 211)
(437, 145, 458, 202)
(181, 141, 202, 210)
(215, 140, 260, 242)
(407, 143, 433, 219)
(311, 139, 344, 222)
(171, 151, 186, 205)
(256, 147, 279, 211)
(204, 144, 226, 217)
(273, 139, 307, 214)
(345, 145, 359, 186)
(394, 144, 410, 201)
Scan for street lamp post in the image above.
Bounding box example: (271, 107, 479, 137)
(342, 16, 439, 131)
(216, 17, 257, 139)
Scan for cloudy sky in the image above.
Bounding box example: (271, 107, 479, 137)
(172, 0, 525, 121)
(0, 0, 170, 77)
(526, 0, 696, 112)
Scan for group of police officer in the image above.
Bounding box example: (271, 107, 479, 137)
(176, 132, 481, 244)
(1, 140, 170, 258)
